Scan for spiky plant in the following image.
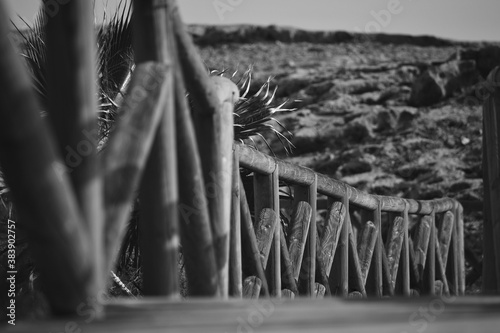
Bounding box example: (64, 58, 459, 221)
(3, 0, 294, 297)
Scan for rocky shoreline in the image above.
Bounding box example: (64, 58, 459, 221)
(197, 26, 500, 291)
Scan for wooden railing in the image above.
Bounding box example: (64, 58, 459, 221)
(233, 143, 465, 298)
(0, 0, 467, 320)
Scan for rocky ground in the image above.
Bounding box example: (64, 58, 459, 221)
(196, 26, 500, 293)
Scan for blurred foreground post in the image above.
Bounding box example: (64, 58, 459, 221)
(482, 66, 500, 294)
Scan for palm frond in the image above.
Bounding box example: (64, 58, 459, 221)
(96, 0, 133, 133)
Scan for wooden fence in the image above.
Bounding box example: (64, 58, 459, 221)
(234, 143, 465, 298)
(0, 0, 465, 320)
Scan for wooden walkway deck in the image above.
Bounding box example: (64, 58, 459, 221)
(8, 296, 500, 333)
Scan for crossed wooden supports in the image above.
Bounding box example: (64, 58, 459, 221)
(236, 144, 465, 299)
(0, 0, 240, 315)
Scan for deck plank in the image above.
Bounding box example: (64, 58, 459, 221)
(8, 297, 500, 333)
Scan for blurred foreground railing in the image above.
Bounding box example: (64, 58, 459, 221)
(0, 0, 467, 322)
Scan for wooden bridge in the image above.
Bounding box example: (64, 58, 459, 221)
(1, 0, 500, 331)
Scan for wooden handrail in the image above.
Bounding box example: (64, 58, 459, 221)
(237, 142, 457, 214)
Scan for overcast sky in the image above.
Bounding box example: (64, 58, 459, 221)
(5, 0, 500, 42)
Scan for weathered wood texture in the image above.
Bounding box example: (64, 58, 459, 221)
(0, 1, 95, 315)
(255, 208, 279, 269)
(413, 215, 432, 285)
(45, 0, 103, 295)
(438, 211, 455, 268)
(230, 146, 243, 297)
(171, 0, 236, 297)
(287, 201, 312, 281)
(348, 223, 367, 296)
(103, 63, 171, 272)
(239, 177, 270, 297)
(318, 202, 346, 274)
(173, 69, 218, 296)
(134, 0, 179, 297)
(293, 179, 317, 296)
(237, 143, 457, 214)
(243, 276, 262, 299)
(358, 221, 378, 285)
(254, 170, 281, 296)
(386, 216, 405, 290)
(280, 228, 299, 295)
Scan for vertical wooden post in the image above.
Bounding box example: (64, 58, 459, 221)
(293, 175, 317, 297)
(133, 0, 179, 297)
(103, 63, 172, 274)
(448, 204, 459, 296)
(402, 202, 411, 296)
(0, 2, 93, 315)
(174, 70, 218, 296)
(340, 186, 351, 296)
(365, 203, 383, 296)
(165, 11, 218, 295)
(230, 146, 242, 297)
(385, 216, 404, 292)
(45, 0, 103, 299)
(254, 167, 281, 297)
(426, 210, 437, 296)
(169, 0, 235, 297)
(483, 66, 500, 294)
(457, 203, 465, 295)
(239, 176, 270, 297)
(374, 202, 383, 296)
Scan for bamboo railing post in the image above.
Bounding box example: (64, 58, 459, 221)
(358, 221, 378, 286)
(340, 186, 351, 296)
(293, 175, 317, 297)
(448, 205, 459, 296)
(319, 201, 346, 277)
(482, 66, 500, 294)
(45, 0, 103, 293)
(280, 228, 299, 295)
(163, 12, 219, 296)
(457, 203, 465, 295)
(0, 2, 93, 315)
(348, 223, 367, 296)
(173, 69, 218, 296)
(239, 176, 270, 297)
(365, 203, 383, 296)
(103, 63, 172, 272)
(413, 215, 432, 290)
(426, 210, 437, 296)
(438, 211, 455, 270)
(254, 167, 281, 297)
(386, 216, 404, 292)
(230, 145, 243, 297)
(402, 202, 411, 296)
(288, 201, 312, 292)
(169, 0, 235, 297)
(133, 0, 179, 297)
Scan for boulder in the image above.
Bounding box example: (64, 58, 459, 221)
(455, 45, 500, 77)
(409, 60, 480, 106)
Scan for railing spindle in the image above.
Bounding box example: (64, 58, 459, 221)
(230, 145, 242, 297)
(293, 176, 317, 297)
(427, 210, 437, 296)
(254, 167, 280, 297)
(402, 202, 411, 296)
